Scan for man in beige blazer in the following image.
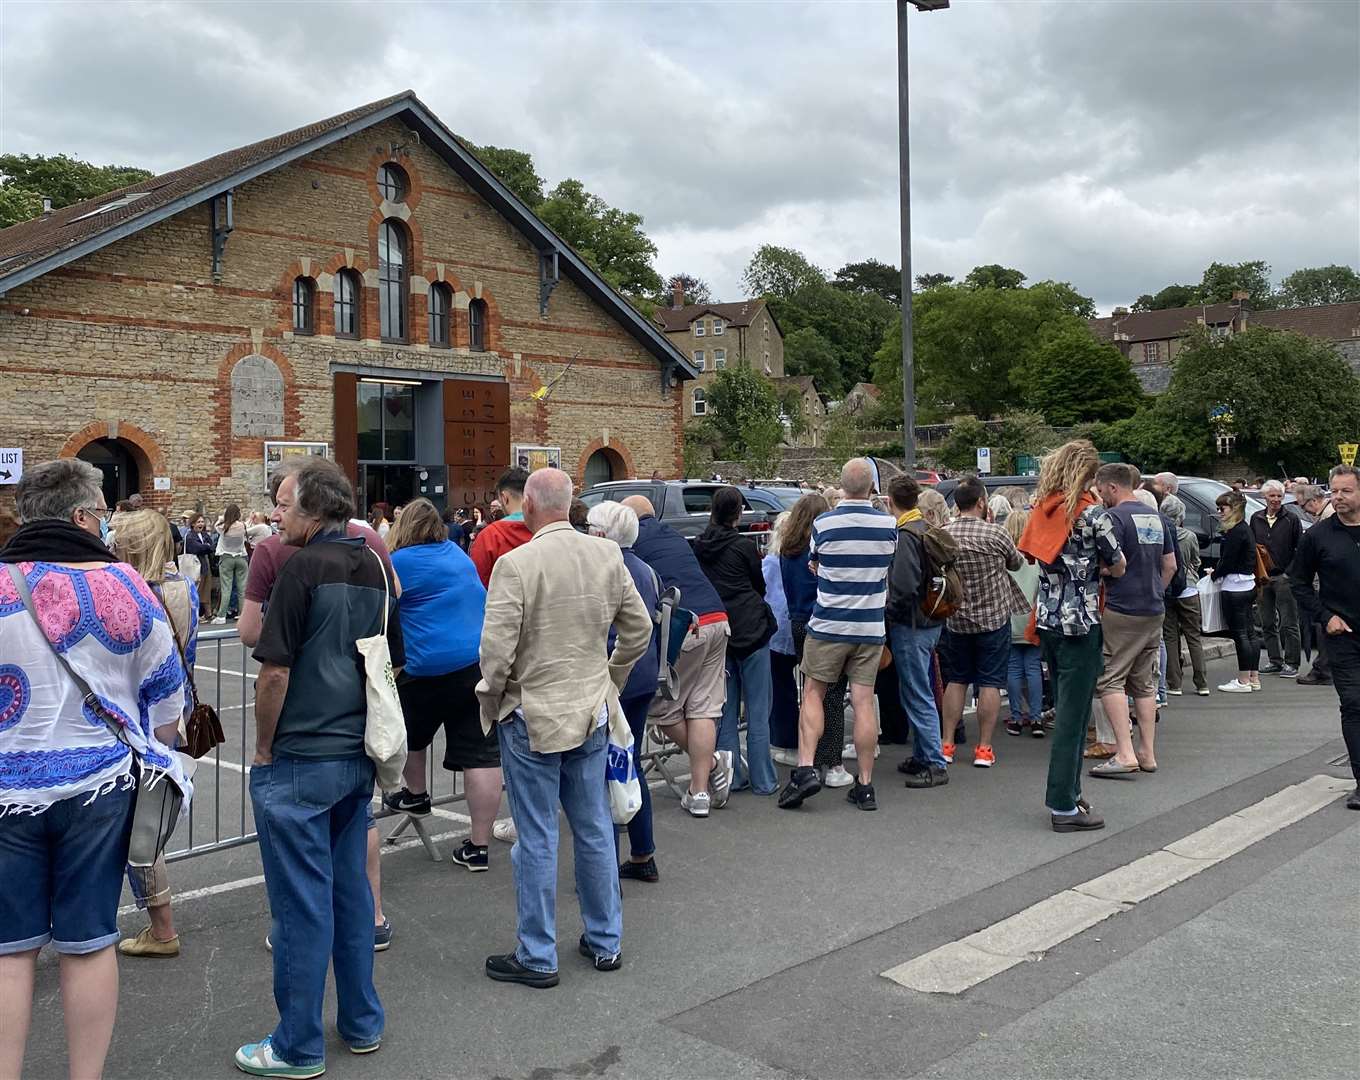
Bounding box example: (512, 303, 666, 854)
(478, 467, 652, 988)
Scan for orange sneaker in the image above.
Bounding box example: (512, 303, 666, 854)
(972, 745, 996, 768)
(941, 742, 955, 764)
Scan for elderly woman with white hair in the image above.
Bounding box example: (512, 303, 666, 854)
(586, 500, 662, 883)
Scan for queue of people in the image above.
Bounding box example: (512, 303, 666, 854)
(2, 449, 1358, 1080)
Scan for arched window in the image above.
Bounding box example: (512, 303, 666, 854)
(333, 269, 360, 339)
(692, 387, 707, 416)
(292, 276, 315, 334)
(428, 282, 452, 348)
(378, 219, 408, 343)
(376, 163, 408, 203)
(468, 298, 488, 352)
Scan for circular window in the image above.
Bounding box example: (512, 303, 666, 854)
(376, 163, 408, 203)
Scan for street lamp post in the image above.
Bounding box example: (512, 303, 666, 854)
(898, 0, 948, 474)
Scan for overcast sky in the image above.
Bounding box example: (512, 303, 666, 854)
(2, 0, 1357, 313)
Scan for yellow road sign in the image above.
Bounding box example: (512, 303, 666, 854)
(1340, 443, 1358, 467)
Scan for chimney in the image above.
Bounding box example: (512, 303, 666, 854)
(671, 279, 684, 310)
(41, 196, 53, 215)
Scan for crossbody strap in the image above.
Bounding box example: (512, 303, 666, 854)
(6, 562, 136, 754)
(365, 544, 390, 637)
(150, 581, 200, 707)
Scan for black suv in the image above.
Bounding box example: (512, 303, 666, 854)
(579, 480, 800, 545)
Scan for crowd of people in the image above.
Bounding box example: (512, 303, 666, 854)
(1, 446, 1356, 1079)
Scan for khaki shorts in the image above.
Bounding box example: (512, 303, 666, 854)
(801, 636, 883, 688)
(1096, 610, 1163, 699)
(649, 620, 729, 726)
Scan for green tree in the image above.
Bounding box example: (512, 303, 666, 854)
(873, 285, 1086, 420)
(1012, 323, 1144, 425)
(964, 263, 1027, 290)
(701, 364, 785, 462)
(1276, 264, 1360, 308)
(936, 412, 1058, 475)
(465, 143, 545, 206)
(1131, 283, 1198, 312)
(914, 272, 954, 290)
(783, 326, 843, 397)
(772, 284, 895, 393)
(1090, 398, 1213, 474)
(536, 178, 662, 297)
(1165, 326, 1360, 474)
(1030, 280, 1096, 319)
(740, 244, 826, 300)
(654, 272, 712, 308)
(831, 258, 901, 305)
(0, 152, 153, 228)
(1197, 259, 1276, 309)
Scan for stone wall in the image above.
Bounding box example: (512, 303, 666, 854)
(0, 117, 682, 513)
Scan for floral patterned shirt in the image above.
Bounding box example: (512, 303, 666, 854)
(1035, 504, 1123, 636)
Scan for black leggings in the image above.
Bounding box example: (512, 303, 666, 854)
(1222, 589, 1262, 673)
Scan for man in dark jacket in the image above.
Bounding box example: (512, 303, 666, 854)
(622, 496, 733, 817)
(694, 487, 778, 796)
(1250, 480, 1303, 677)
(885, 476, 953, 788)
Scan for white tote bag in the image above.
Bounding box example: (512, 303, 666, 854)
(605, 705, 642, 825)
(1197, 574, 1226, 634)
(355, 547, 408, 792)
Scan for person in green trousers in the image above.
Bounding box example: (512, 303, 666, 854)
(1018, 441, 1126, 833)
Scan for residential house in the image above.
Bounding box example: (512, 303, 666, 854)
(770, 374, 826, 447)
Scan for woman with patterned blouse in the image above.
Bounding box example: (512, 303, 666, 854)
(0, 460, 191, 1080)
(1019, 441, 1125, 834)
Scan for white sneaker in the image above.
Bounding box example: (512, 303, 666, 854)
(822, 765, 854, 788)
(710, 751, 733, 808)
(1217, 680, 1253, 694)
(1197, 688, 1211, 696)
(492, 819, 517, 843)
(841, 744, 881, 760)
(770, 747, 799, 766)
(681, 789, 711, 817)
(1168, 689, 1183, 697)
(210, 616, 227, 625)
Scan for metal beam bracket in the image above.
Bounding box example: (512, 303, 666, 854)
(538, 248, 560, 315)
(659, 358, 676, 398)
(211, 191, 234, 280)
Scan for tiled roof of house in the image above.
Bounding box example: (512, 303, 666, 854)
(1088, 302, 1242, 343)
(771, 374, 818, 395)
(1248, 301, 1360, 340)
(847, 381, 881, 399)
(654, 300, 767, 333)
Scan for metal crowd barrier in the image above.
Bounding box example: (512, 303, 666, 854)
(163, 627, 687, 864)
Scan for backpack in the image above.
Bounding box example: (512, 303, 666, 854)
(1253, 543, 1274, 588)
(646, 566, 696, 701)
(918, 524, 964, 621)
(1164, 527, 1187, 602)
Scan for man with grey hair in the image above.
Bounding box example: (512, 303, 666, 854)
(237, 457, 401, 1075)
(1151, 471, 1179, 500)
(1250, 478, 1303, 677)
(780, 458, 897, 811)
(480, 468, 652, 986)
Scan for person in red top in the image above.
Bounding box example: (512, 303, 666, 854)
(470, 467, 533, 588)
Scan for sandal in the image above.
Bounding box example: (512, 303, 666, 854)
(1083, 742, 1116, 759)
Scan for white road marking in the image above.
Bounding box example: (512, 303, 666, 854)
(195, 664, 250, 678)
(881, 774, 1352, 995)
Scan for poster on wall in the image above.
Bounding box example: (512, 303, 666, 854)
(264, 441, 329, 489)
(512, 444, 562, 473)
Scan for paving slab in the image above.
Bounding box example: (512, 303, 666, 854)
(1071, 849, 1205, 905)
(880, 941, 1023, 995)
(1164, 808, 1281, 860)
(964, 888, 1124, 959)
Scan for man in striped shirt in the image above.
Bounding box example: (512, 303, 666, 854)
(779, 459, 898, 812)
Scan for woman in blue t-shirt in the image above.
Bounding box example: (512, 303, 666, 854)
(383, 499, 498, 872)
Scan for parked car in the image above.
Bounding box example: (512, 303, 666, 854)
(579, 479, 799, 548)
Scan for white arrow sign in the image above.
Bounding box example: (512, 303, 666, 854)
(0, 448, 22, 485)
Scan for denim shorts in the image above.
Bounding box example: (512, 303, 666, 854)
(0, 781, 135, 955)
(939, 624, 1011, 689)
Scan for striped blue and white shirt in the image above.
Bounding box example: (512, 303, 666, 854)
(807, 501, 898, 644)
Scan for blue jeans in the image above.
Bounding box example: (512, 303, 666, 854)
(888, 623, 947, 770)
(1007, 642, 1043, 723)
(498, 714, 622, 973)
(718, 646, 777, 794)
(615, 693, 654, 860)
(250, 755, 382, 1067)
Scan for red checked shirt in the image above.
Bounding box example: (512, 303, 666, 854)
(944, 515, 1029, 634)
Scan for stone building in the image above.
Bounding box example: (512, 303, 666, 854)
(770, 375, 826, 447)
(653, 290, 785, 420)
(0, 91, 696, 515)
(1088, 298, 1360, 393)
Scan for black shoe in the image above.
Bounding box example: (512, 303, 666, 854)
(778, 767, 822, 809)
(618, 857, 659, 883)
(1051, 807, 1106, 832)
(897, 758, 928, 776)
(1005, 719, 1023, 737)
(382, 788, 431, 816)
(954, 723, 968, 745)
(578, 935, 621, 971)
(1347, 790, 1360, 811)
(485, 953, 559, 988)
(1258, 662, 1283, 675)
(1030, 723, 1045, 739)
(1297, 669, 1331, 686)
(451, 839, 489, 872)
(904, 766, 949, 789)
(846, 781, 877, 811)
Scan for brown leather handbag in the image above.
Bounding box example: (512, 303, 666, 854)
(154, 585, 225, 759)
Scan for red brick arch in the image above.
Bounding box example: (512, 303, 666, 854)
(576, 439, 635, 486)
(468, 285, 503, 354)
(214, 343, 302, 474)
(367, 211, 424, 342)
(60, 421, 167, 501)
(423, 266, 466, 348)
(364, 148, 424, 211)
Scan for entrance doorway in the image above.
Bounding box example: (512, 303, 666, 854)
(583, 448, 621, 488)
(361, 464, 419, 517)
(77, 438, 141, 506)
